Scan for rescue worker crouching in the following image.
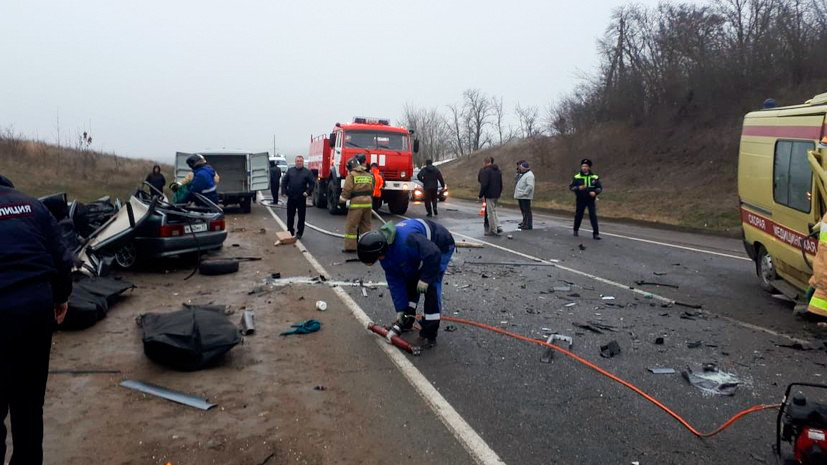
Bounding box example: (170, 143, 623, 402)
(340, 154, 374, 253)
(357, 219, 455, 348)
(0, 175, 73, 465)
(370, 162, 384, 211)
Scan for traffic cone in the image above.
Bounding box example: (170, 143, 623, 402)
(480, 199, 486, 217)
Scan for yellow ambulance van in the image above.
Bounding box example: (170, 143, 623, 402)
(738, 93, 827, 311)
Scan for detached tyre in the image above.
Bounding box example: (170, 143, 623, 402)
(199, 259, 239, 276)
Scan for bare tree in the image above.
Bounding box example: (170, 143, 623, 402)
(462, 89, 492, 152)
(515, 104, 540, 138)
(399, 104, 452, 166)
(447, 103, 466, 158)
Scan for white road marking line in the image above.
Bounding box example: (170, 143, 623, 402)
(390, 213, 811, 345)
(444, 201, 750, 261)
(263, 205, 506, 465)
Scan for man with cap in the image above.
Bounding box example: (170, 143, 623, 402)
(514, 161, 535, 230)
(569, 158, 602, 239)
(0, 175, 73, 465)
(356, 219, 455, 348)
(340, 154, 374, 252)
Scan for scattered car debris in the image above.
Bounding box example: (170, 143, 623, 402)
(578, 244, 586, 251)
(281, 319, 321, 336)
(648, 368, 676, 374)
(600, 341, 621, 358)
(680, 311, 702, 320)
(139, 306, 242, 371)
(775, 342, 820, 351)
(199, 259, 240, 276)
(634, 280, 679, 289)
(541, 334, 573, 363)
(653, 272, 668, 276)
(120, 379, 216, 410)
(361, 287, 368, 297)
(507, 234, 513, 239)
(456, 241, 484, 248)
(675, 301, 703, 309)
(682, 367, 740, 396)
(687, 341, 703, 349)
(553, 286, 572, 292)
(564, 302, 576, 307)
(601, 296, 616, 300)
(445, 325, 458, 332)
(314, 385, 327, 391)
(49, 369, 121, 375)
(654, 337, 665, 345)
(240, 310, 255, 335)
(316, 301, 327, 311)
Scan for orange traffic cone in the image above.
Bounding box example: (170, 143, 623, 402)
(479, 199, 486, 217)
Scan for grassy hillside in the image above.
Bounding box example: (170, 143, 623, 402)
(0, 135, 173, 202)
(441, 120, 741, 235)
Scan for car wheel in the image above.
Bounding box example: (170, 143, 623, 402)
(114, 242, 138, 269)
(756, 246, 777, 292)
(199, 259, 239, 276)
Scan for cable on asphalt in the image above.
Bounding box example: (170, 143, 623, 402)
(442, 315, 781, 438)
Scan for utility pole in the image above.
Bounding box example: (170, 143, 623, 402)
(273, 134, 276, 158)
(56, 106, 61, 162)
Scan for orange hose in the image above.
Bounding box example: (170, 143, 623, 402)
(442, 316, 780, 438)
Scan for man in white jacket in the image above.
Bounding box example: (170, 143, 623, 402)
(514, 161, 535, 230)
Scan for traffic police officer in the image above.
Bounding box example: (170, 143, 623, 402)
(340, 154, 374, 252)
(356, 219, 455, 348)
(0, 175, 73, 465)
(569, 158, 603, 240)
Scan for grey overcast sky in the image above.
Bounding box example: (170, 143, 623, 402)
(1, 0, 670, 163)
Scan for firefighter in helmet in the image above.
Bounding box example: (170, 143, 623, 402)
(340, 154, 374, 252)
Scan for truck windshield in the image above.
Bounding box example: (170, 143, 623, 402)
(345, 131, 409, 151)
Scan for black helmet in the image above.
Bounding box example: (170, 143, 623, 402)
(355, 154, 366, 165)
(187, 154, 207, 169)
(357, 230, 388, 265)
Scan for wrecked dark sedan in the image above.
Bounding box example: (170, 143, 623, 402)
(109, 190, 228, 269)
(43, 188, 227, 272)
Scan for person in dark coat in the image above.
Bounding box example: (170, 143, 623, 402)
(145, 165, 166, 195)
(569, 158, 602, 240)
(281, 156, 315, 239)
(269, 161, 282, 205)
(417, 159, 445, 217)
(0, 175, 73, 465)
(478, 157, 503, 236)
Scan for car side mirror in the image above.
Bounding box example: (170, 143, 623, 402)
(413, 139, 420, 153)
(329, 133, 337, 147)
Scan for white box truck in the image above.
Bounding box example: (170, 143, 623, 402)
(175, 150, 270, 213)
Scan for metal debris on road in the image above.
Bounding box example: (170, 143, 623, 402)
(553, 286, 572, 292)
(445, 325, 458, 332)
(648, 368, 676, 374)
(240, 310, 255, 335)
(600, 341, 622, 358)
(564, 302, 576, 307)
(687, 341, 702, 349)
(654, 337, 665, 345)
(675, 301, 703, 309)
(634, 280, 679, 289)
(578, 244, 586, 251)
(361, 288, 368, 298)
(541, 334, 573, 363)
(456, 241, 484, 248)
(601, 296, 616, 300)
(682, 367, 740, 396)
(314, 385, 327, 391)
(120, 380, 216, 410)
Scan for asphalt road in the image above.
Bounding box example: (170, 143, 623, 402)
(264, 195, 826, 465)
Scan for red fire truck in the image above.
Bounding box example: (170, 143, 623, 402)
(306, 117, 418, 215)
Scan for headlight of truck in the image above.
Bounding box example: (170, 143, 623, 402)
(402, 183, 409, 190)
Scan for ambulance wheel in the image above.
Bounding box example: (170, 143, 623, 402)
(114, 242, 138, 269)
(756, 246, 777, 292)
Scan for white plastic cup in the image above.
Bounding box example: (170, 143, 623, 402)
(316, 300, 327, 312)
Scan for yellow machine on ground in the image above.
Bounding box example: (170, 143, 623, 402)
(738, 92, 827, 316)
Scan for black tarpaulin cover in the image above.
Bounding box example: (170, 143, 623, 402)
(63, 275, 135, 329)
(139, 307, 241, 371)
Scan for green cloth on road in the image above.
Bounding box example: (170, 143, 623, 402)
(280, 319, 321, 336)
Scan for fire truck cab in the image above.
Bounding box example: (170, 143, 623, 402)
(306, 117, 418, 215)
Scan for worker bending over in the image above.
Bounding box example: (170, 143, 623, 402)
(340, 154, 374, 252)
(357, 219, 455, 348)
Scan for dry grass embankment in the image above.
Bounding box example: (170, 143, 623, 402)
(441, 121, 741, 235)
(0, 134, 172, 202)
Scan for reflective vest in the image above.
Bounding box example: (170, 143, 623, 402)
(372, 168, 384, 198)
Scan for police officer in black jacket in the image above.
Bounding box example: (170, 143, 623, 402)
(280, 156, 316, 239)
(0, 175, 73, 465)
(269, 161, 282, 205)
(417, 159, 445, 217)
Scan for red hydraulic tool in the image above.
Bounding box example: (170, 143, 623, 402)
(367, 323, 421, 356)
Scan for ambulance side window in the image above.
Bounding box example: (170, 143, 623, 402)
(773, 140, 814, 213)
